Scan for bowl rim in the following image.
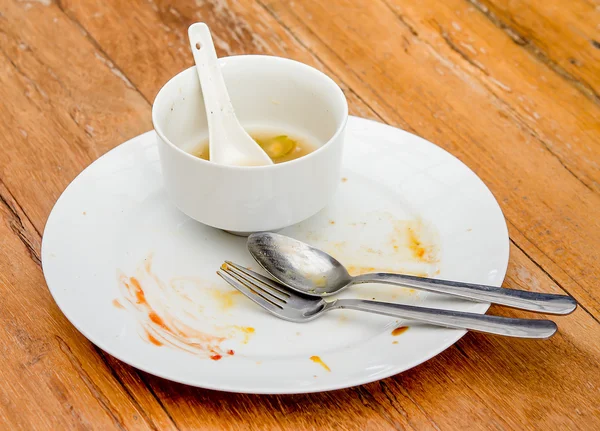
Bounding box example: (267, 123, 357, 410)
(151, 54, 348, 171)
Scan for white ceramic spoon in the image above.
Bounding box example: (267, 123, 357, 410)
(187, 23, 273, 166)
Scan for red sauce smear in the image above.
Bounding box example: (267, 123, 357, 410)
(210, 354, 223, 361)
(392, 326, 409, 336)
(227, 349, 235, 356)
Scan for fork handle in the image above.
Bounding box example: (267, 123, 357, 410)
(352, 273, 576, 315)
(329, 299, 557, 338)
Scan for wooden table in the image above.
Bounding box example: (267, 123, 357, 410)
(1, 0, 599, 429)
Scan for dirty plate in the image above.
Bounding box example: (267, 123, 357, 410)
(42, 116, 508, 394)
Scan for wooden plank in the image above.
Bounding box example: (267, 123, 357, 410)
(0, 0, 151, 234)
(473, 0, 600, 103)
(259, 0, 600, 319)
(58, 0, 381, 122)
(383, 0, 600, 194)
(48, 0, 600, 428)
(0, 0, 598, 428)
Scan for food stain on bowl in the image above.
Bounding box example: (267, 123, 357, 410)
(115, 254, 255, 360)
(310, 355, 331, 372)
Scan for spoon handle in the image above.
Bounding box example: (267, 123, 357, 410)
(330, 299, 557, 338)
(352, 273, 577, 315)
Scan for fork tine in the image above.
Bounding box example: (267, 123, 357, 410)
(225, 261, 291, 300)
(224, 264, 288, 304)
(217, 270, 283, 312)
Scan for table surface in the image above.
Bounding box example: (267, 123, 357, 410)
(1, 0, 599, 429)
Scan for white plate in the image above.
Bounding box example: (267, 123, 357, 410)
(42, 116, 508, 394)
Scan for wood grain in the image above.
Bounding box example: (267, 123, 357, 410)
(0, 0, 599, 429)
(475, 0, 600, 102)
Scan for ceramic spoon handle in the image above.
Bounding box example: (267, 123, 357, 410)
(330, 299, 557, 338)
(352, 273, 577, 315)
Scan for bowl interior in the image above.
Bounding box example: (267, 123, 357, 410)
(153, 56, 347, 154)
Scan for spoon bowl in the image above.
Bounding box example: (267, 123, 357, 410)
(247, 232, 577, 315)
(248, 231, 351, 295)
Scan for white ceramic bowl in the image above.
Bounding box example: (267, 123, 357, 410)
(152, 55, 348, 234)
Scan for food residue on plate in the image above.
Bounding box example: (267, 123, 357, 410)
(310, 355, 331, 372)
(112, 299, 125, 309)
(391, 219, 438, 264)
(346, 265, 426, 281)
(210, 289, 242, 311)
(235, 326, 255, 344)
(341, 177, 348, 182)
(392, 326, 409, 336)
(116, 254, 255, 359)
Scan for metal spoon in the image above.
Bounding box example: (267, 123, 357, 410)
(247, 232, 577, 315)
(188, 23, 272, 166)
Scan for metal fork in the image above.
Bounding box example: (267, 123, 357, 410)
(217, 262, 557, 339)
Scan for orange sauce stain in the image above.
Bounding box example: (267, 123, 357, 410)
(392, 341, 399, 345)
(387, 219, 438, 264)
(220, 262, 229, 271)
(129, 277, 147, 305)
(148, 311, 166, 329)
(117, 254, 254, 359)
(329, 220, 335, 225)
(147, 332, 163, 346)
(112, 299, 124, 309)
(392, 326, 409, 336)
(407, 227, 426, 259)
(310, 355, 331, 372)
(341, 177, 348, 182)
